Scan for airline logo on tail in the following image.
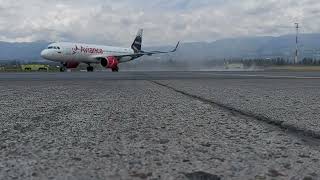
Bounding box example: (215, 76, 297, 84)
(131, 29, 143, 53)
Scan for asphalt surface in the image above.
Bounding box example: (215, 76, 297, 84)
(1, 71, 320, 180)
(1, 71, 320, 80)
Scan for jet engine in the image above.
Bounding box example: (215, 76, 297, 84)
(100, 56, 119, 71)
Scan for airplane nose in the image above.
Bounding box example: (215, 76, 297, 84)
(41, 50, 49, 59)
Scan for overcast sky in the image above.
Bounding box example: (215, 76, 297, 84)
(0, 0, 320, 46)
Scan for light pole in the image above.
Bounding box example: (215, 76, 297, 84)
(294, 23, 299, 64)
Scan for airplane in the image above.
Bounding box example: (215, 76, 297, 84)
(40, 29, 179, 72)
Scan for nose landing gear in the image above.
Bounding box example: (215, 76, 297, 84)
(60, 63, 67, 72)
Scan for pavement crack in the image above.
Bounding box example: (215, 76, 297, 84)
(150, 80, 320, 142)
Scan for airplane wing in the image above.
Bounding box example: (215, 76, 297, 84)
(139, 41, 180, 56)
(93, 41, 179, 62)
(117, 41, 180, 58)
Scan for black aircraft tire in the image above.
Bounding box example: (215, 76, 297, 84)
(87, 66, 94, 72)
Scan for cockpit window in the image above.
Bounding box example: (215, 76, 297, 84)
(47, 46, 60, 49)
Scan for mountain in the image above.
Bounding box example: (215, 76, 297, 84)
(149, 33, 320, 61)
(0, 41, 48, 61)
(1, 33, 320, 62)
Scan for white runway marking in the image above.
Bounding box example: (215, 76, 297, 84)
(207, 73, 320, 79)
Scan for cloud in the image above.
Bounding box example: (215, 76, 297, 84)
(0, 0, 320, 46)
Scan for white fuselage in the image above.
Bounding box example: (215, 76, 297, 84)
(41, 42, 135, 64)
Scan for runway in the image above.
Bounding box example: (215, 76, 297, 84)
(1, 71, 320, 179)
(1, 71, 320, 80)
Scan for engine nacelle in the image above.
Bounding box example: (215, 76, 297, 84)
(65, 61, 80, 69)
(101, 56, 119, 70)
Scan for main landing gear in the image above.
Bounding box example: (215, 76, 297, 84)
(112, 66, 119, 72)
(87, 65, 94, 72)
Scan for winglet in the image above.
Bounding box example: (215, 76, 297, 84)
(171, 41, 180, 52)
